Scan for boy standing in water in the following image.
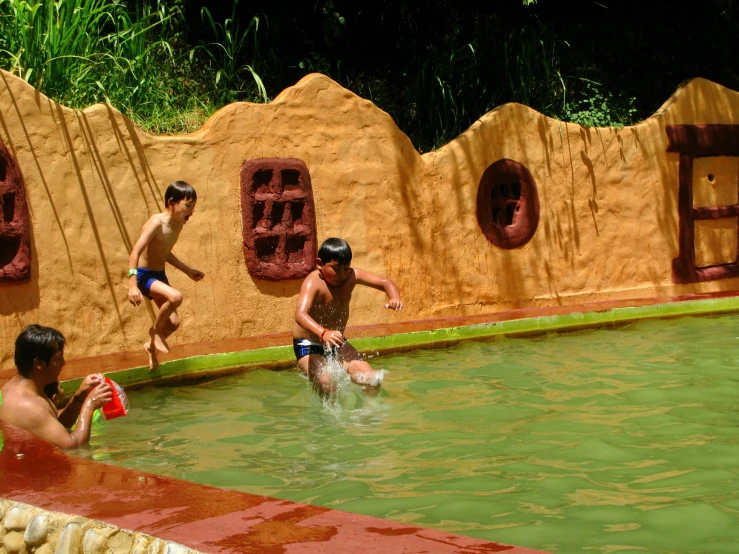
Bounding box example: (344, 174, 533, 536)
(293, 238, 403, 394)
(128, 181, 204, 370)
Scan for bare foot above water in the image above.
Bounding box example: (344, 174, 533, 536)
(148, 328, 170, 353)
(144, 341, 159, 371)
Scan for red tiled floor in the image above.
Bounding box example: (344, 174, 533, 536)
(0, 422, 546, 553)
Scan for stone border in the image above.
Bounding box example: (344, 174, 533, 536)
(0, 499, 200, 554)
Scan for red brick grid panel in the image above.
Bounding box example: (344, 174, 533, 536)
(240, 158, 317, 280)
(476, 159, 540, 249)
(0, 142, 31, 283)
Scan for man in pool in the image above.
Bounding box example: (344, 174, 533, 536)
(0, 324, 112, 449)
(127, 181, 205, 370)
(293, 237, 403, 394)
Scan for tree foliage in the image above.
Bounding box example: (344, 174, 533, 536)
(1, 0, 737, 148)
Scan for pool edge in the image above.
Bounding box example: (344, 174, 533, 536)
(58, 292, 739, 391)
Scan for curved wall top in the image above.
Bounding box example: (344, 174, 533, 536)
(0, 69, 738, 365)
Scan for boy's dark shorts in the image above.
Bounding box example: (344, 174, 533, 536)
(293, 339, 346, 360)
(137, 268, 169, 299)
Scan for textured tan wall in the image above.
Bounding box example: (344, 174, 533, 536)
(0, 70, 738, 366)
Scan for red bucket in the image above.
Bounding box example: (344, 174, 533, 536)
(102, 377, 129, 420)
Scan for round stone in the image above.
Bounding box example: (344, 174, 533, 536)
(3, 530, 27, 554)
(3, 506, 32, 531)
(82, 529, 107, 554)
(129, 535, 150, 554)
(146, 538, 164, 554)
(55, 522, 82, 554)
(164, 542, 191, 554)
(24, 514, 49, 546)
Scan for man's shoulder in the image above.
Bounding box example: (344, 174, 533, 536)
(0, 389, 52, 426)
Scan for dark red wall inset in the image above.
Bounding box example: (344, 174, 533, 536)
(241, 158, 317, 280)
(666, 124, 739, 284)
(476, 159, 540, 249)
(0, 142, 31, 283)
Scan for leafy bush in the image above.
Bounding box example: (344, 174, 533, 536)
(0, 0, 270, 134)
(561, 81, 638, 129)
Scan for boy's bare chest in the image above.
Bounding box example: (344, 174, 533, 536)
(312, 283, 354, 315)
(152, 225, 180, 252)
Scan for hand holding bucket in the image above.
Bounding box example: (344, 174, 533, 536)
(101, 377, 129, 420)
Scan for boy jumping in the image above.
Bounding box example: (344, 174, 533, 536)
(128, 181, 204, 370)
(293, 238, 402, 394)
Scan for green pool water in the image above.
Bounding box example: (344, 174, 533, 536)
(85, 315, 739, 553)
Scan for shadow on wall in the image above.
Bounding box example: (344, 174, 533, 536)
(0, 228, 39, 316)
(0, 72, 165, 334)
(0, 93, 38, 314)
(251, 277, 303, 298)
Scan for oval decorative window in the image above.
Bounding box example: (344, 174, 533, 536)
(241, 158, 317, 280)
(476, 159, 540, 249)
(0, 142, 31, 283)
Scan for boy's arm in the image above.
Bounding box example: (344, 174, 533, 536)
(166, 252, 204, 281)
(294, 277, 343, 347)
(353, 268, 403, 309)
(128, 218, 160, 305)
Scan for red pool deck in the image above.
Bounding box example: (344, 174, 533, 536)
(0, 422, 546, 553)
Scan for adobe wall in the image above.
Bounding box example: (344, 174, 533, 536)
(0, 70, 738, 365)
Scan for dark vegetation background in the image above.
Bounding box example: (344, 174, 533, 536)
(1, 0, 737, 151)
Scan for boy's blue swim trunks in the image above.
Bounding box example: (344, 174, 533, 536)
(136, 268, 169, 299)
(292, 339, 346, 360)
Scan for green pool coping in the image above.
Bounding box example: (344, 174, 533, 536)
(61, 294, 739, 394)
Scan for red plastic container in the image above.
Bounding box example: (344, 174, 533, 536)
(102, 377, 129, 420)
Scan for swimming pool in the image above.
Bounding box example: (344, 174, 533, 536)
(83, 314, 739, 553)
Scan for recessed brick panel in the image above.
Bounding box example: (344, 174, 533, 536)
(476, 159, 540, 249)
(0, 142, 31, 283)
(241, 158, 317, 280)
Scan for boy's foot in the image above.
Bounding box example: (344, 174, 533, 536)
(149, 328, 170, 353)
(144, 341, 159, 371)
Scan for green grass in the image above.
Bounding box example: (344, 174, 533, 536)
(0, 0, 268, 135)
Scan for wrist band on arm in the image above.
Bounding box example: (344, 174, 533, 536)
(127, 269, 138, 277)
(320, 329, 327, 341)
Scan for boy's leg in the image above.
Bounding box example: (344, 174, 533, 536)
(338, 342, 382, 393)
(146, 281, 183, 354)
(151, 297, 181, 339)
(297, 354, 334, 396)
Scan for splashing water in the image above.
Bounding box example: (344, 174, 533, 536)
(318, 351, 387, 410)
(351, 369, 387, 387)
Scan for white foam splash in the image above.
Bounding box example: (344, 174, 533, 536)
(351, 369, 387, 387)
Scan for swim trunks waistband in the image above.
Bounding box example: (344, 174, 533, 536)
(293, 339, 325, 360)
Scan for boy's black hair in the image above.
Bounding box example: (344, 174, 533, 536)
(14, 324, 65, 378)
(318, 238, 352, 265)
(164, 181, 197, 207)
